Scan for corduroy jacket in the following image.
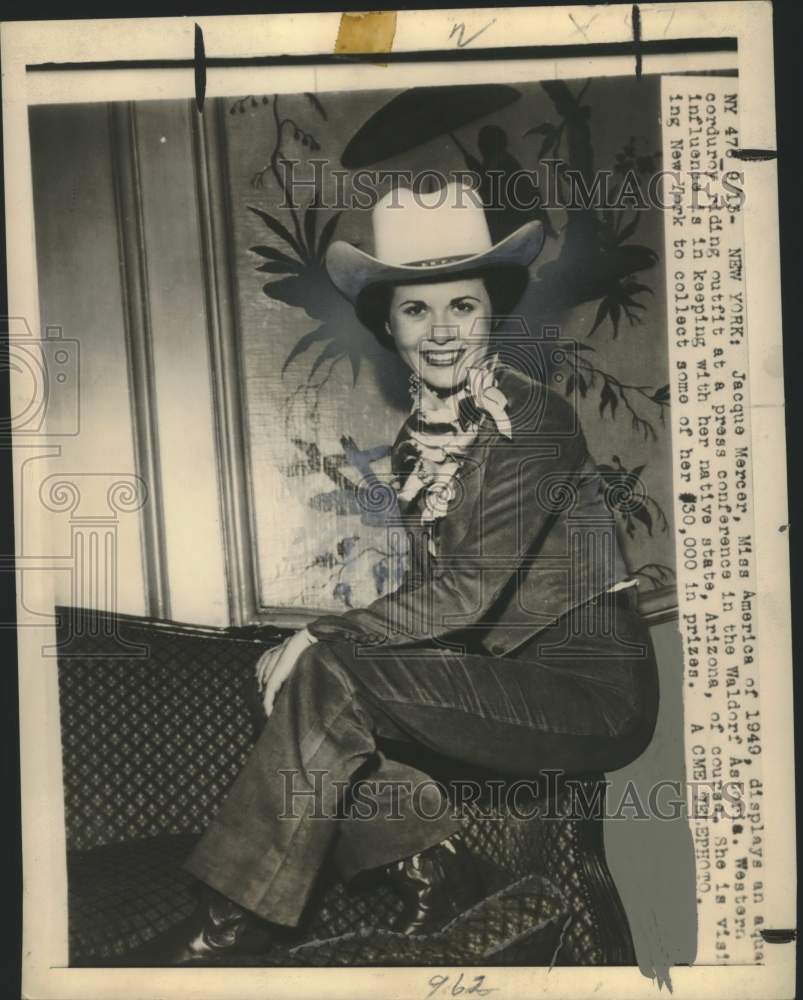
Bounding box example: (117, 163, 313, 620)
(308, 365, 630, 655)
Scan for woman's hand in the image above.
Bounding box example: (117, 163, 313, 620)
(255, 628, 317, 718)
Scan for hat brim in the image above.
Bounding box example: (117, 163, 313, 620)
(325, 220, 545, 304)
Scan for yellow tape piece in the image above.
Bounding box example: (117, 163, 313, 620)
(335, 11, 397, 56)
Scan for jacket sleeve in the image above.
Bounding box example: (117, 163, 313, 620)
(307, 387, 588, 646)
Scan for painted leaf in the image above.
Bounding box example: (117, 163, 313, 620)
(250, 244, 302, 267)
(257, 261, 305, 274)
(632, 503, 654, 535)
(304, 92, 328, 120)
(281, 326, 331, 373)
(616, 215, 641, 243)
(316, 212, 342, 262)
(310, 339, 344, 377)
(599, 381, 618, 418)
(588, 298, 610, 337)
(610, 301, 622, 337)
(303, 199, 319, 257)
(623, 280, 653, 297)
(248, 205, 307, 261)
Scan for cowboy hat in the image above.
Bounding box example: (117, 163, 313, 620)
(325, 182, 544, 305)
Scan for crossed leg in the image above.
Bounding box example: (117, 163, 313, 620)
(185, 614, 658, 928)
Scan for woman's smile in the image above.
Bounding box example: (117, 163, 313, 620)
(421, 347, 466, 368)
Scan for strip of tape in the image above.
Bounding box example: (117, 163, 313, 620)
(335, 11, 397, 59)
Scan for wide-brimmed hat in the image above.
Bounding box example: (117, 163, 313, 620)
(325, 182, 544, 304)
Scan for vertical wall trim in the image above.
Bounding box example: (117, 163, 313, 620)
(190, 99, 257, 626)
(109, 103, 171, 620)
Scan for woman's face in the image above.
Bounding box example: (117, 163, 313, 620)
(387, 277, 492, 392)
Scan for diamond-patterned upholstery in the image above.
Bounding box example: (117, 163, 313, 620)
(56, 607, 635, 967)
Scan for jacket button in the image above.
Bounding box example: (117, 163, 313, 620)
(491, 642, 506, 656)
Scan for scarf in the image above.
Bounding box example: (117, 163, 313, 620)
(391, 357, 512, 539)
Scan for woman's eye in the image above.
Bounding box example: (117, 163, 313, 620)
(402, 303, 426, 317)
(452, 300, 476, 314)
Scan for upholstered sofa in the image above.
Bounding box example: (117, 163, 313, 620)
(56, 606, 637, 967)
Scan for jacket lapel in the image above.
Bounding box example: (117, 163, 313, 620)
(437, 416, 496, 547)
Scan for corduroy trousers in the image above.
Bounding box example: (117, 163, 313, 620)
(184, 591, 658, 926)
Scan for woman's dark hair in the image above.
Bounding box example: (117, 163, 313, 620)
(356, 265, 530, 349)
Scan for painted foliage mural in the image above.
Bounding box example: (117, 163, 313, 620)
(222, 76, 675, 613)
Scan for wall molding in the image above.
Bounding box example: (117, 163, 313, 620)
(190, 99, 258, 626)
(108, 102, 170, 620)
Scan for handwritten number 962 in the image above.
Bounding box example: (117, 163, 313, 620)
(426, 973, 497, 997)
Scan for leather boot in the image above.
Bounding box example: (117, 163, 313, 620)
(386, 833, 485, 936)
(110, 886, 273, 967)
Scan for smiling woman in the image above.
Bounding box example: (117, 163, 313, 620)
(112, 180, 660, 968)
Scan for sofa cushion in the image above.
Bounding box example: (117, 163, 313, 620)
(58, 610, 636, 967)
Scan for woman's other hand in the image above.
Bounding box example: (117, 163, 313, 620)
(255, 628, 317, 718)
